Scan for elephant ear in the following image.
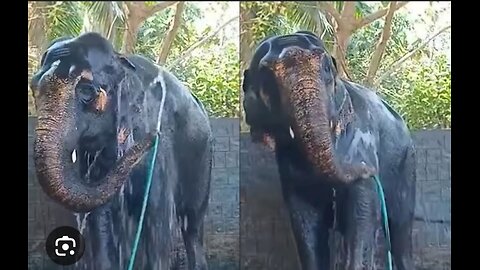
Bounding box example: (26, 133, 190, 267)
(331, 56, 338, 71)
(40, 36, 73, 66)
(242, 69, 250, 92)
(244, 68, 271, 110)
(330, 56, 340, 78)
(116, 52, 136, 71)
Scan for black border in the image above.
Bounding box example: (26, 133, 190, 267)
(20, 1, 464, 269)
(450, 2, 467, 269)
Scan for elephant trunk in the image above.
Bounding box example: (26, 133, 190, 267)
(271, 48, 373, 184)
(34, 63, 153, 213)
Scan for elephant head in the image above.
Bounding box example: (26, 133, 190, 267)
(30, 32, 154, 213)
(243, 31, 374, 184)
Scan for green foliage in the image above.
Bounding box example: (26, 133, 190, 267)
(347, 13, 411, 83)
(45, 2, 84, 42)
(380, 55, 451, 129)
(242, 1, 293, 46)
(347, 11, 450, 129)
(135, 3, 202, 60)
(172, 42, 240, 118)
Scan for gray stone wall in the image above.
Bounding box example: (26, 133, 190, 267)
(239, 130, 451, 270)
(205, 118, 240, 270)
(27, 117, 240, 270)
(240, 135, 301, 270)
(28, 116, 450, 270)
(411, 130, 451, 270)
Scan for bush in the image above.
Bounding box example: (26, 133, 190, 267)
(380, 55, 451, 129)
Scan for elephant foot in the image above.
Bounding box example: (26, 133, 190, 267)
(182, 219, 208, 270)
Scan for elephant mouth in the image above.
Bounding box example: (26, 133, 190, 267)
(262, 133, 276, 151)
(70, 144, 106, 184)
(250, 128, 276, 151)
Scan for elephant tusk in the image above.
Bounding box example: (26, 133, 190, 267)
(335, 123, 342, 137)
(69, 65, 77, 76)
(85, 152, 90, 168)
(289, 127, 295, 139)
(71, 149, 77, 163)
(95, 88, 108, 112)
(81, 70, 93, 81)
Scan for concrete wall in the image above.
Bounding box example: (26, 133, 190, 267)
(27, 117, 240, 270)
(411, 130, 451, 269)
(239, 130, 451, 270)
(28, 117, 450, 270)
(206, 118, 240, 270)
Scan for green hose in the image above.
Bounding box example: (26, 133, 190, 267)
(373, 175, 393, 270)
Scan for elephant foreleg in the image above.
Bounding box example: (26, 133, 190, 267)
(389, 146, 416, 270)
(181, 212, 208, 270)
(285, 193, 331, 270)
(88, 205, 117, 269)
(390, 220, 415, 270)
(339, 178, 378, 270)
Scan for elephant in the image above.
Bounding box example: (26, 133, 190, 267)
(242, 31, 416, 270)
(30, 32, 213, 270)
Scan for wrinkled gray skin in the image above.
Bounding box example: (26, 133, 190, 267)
(30, 32, 212, 270)
(243, 31, 416, 270)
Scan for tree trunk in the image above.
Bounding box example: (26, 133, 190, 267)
(332, 28, 353, 79)
(121, 7, 143, 54)
(28, 1, 48, 57)
(167, 16, 239, 68)
(240, 7, 255, 71)
(365, 2, 397, 87)
(317, 1, 409, 81)
(28, 1, 49, 116)
(319, 1, 356, 79)
(157, 2, 185, 65)
(357, 2, 408, 29)
(240, 6, 256, 131)
(121, 1, 178, 54)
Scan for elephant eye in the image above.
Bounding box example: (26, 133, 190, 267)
(76, 83, 97, 103)
(324, 62, 331, 73)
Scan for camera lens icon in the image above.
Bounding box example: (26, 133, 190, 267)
(46, 226, 85, 265)
(55, 236, 77, 257)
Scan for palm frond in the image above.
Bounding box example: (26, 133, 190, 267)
(46, 2, 84, 41)
(286, 2, 318, 32)
(88, 1, 113, 34)
(82, 1, 120, 36)
(333, 1, 344, 13)
(317, 9, 334, 39)
(285, 1, 334, 38)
